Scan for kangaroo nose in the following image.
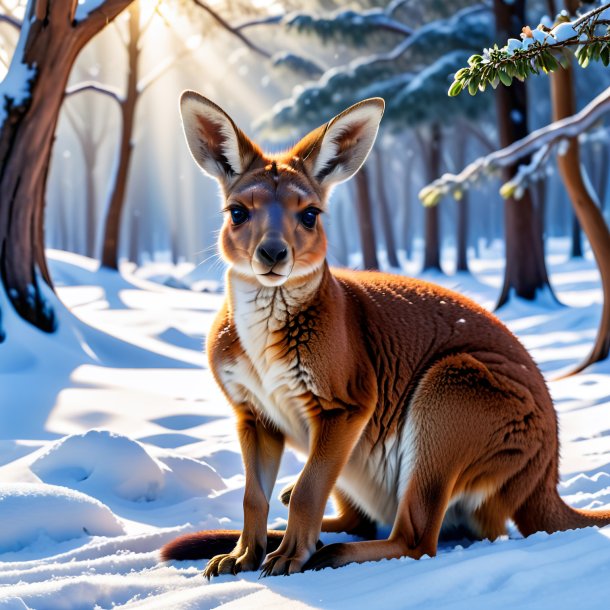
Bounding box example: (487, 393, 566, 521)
(257, 240, 288, 266)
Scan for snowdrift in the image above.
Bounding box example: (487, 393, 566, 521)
(0, 248, 609, 609)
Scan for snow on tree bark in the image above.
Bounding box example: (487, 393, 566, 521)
(0, 0, 132, 335)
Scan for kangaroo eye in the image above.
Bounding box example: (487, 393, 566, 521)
(300, 207, 320, 230)
(229, 206, 249, 226)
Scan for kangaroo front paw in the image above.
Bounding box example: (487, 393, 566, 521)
(260, 551, 308, 576)
(203, 544, 264, 579)
(259, 537, 322, 577)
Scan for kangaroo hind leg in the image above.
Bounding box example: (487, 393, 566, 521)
(304, 353, 545, 571)
(280, 482, 377, 539)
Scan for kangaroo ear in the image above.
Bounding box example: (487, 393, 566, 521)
(180, 91, 261, 186)
(294, 98, 385, 189)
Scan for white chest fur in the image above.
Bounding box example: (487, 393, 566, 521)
(220, 274, 323, 449)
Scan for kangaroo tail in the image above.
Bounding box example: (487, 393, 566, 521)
(513, 475, 610, 536)
(160, 529, 287, 562)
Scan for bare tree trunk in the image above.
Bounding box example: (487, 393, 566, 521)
(129, 209, 140, 264)
(550, 59, 610, 373)
(494, 0, 554, 308)
(571, 213, 583, 258)
(456, 193, 469, 273)
(101, 1, 140, 269)
(354, 164, 379, 270)
(63, 102, 102, 258)
(372, 149, 399, 268)
(453, 126, 470, 273)
(0, 0, 132, 333)
(422, 123, 442, 272)
(401, 145, 414, 259)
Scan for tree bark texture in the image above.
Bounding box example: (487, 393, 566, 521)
(551, 64, 610, 373)
(101, 1, 140, 269)
(494, 0, 554, 308)
(354, 164, 379, 270)
(453, 127, 470, 273)
(422, 124, 442, 272)
(0, 0, 132, 334)
(372, 150, 400, 268)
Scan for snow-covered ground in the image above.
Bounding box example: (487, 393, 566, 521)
(1, 243, 610, 609)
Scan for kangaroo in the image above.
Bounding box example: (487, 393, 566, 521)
(161, 91, 610, 577)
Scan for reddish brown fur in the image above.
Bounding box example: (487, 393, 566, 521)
(162, 93, 610, 577)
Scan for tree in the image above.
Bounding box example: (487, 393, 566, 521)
(354, 164, 379, 269)
(64, 0, 274, 269)
(493, 0, 554, 307)
(424, 0, 610, 372)
(0, 0, 132, 337)
(257, 2, 494, 272)
(372, 148, 400, 268)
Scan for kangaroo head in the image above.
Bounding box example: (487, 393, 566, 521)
(180, 91, 384, 287)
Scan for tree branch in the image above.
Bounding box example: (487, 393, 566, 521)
(235, 14, 282, 32)
(65, 81, 123, 104)
(76, 0, 132, 32)
(419, 84, 610, 205)
(0, 12, 22, 30)
(191, 0, 271, 58)
(140, 0, 161, 36)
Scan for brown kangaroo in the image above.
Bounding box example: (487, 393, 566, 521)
(161, 91, 610, 577)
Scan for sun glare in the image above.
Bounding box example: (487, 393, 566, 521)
(139, 0, 178, 28)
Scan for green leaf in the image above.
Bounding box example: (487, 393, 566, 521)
(544, 52, 560, 72)
(592, 42, 602, 62)
(448, 80, 464, 97)
(498, 70, 512, 86)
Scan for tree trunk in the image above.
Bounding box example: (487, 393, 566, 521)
(101, 1, 140, 269)
(494, 0, 554, 308)
(453, 126, 470, 273)
(422, 124, 442, 272)
(456, 193, 469, 273)
(571, 212, 583, 258)
(0, 0, 132, 334)
(401, 145, 414, 259)
(354, 164, 379, 270)
(372, 150, 400, 268)
(550, 63, 610, 373)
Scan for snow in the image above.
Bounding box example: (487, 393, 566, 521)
(0, 18, 36, 125)
(1, 244, 610, 608)
(0, 483, 124, 552)
(74, 0, 107, 22)
(551, 22, 578, 43)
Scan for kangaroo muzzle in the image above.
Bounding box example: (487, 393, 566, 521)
(252, 235, 292, 286)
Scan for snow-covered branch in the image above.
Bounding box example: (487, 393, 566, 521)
(449, 2, 610, 96)
(419, 84, 610, 206)
(65, 81, 123, 104)
(75, 0, 132, 30)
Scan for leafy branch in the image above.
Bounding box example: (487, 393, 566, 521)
(448, 2, 610, 97)
(419, 83, 610, 206)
